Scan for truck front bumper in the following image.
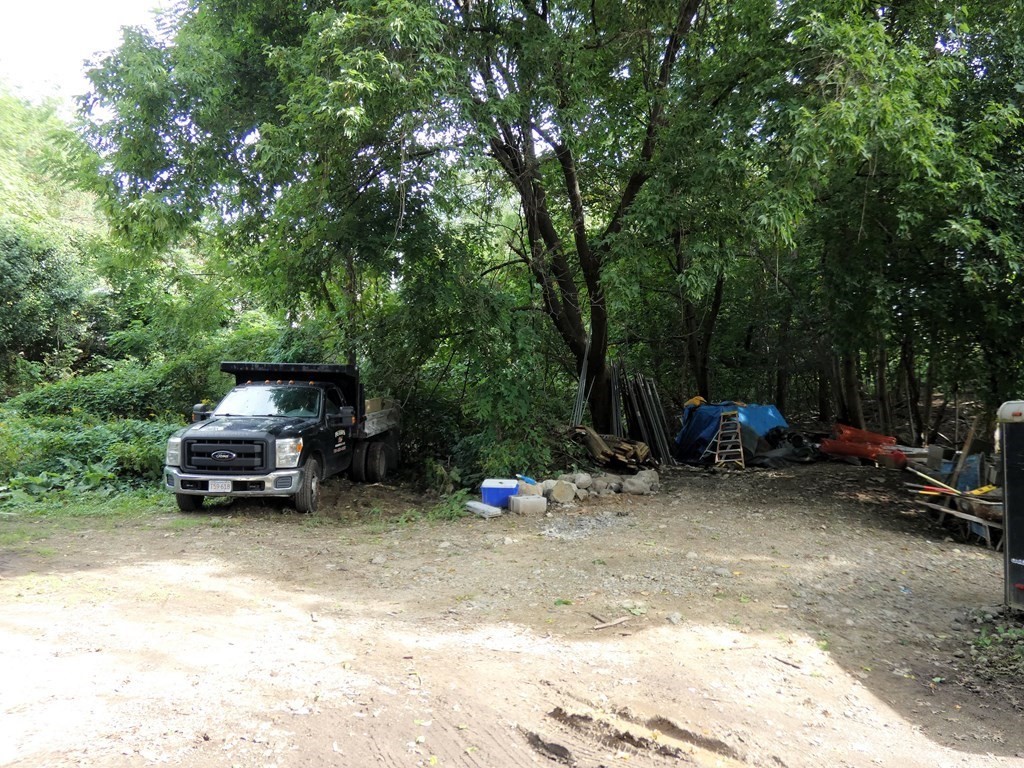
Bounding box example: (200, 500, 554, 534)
(164, 466, 303, 497)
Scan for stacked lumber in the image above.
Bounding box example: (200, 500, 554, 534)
(571, 425, 654, 471)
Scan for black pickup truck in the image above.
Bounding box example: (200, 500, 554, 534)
(164, 362, 399, 513)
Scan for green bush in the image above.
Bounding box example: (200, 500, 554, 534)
(7, 358, 232, 420)
(0, 409, 180, 484)
(8, 364, 169, 419)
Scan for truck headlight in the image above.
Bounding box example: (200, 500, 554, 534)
(166, 437, 182, 467)
(276, 438, 303, 469)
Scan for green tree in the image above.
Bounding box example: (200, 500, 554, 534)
(0, 88, 106, 393)
(81, 0, 1024, 442)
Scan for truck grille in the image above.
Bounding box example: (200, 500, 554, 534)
(184, 439, 267, 473)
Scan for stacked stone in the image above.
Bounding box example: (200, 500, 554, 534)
(517, 469, 659, 507)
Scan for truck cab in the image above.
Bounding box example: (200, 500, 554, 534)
(164, 362, 399, 513)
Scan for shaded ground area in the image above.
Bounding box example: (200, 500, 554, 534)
(1, 463, 1021, 767)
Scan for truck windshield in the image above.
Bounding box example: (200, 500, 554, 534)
(214, 386, 322, 418)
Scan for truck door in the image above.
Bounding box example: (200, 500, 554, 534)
(324, 386, 352, 476)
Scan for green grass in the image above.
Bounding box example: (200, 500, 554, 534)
(300, 513, 335, 529)
(0, 521, 46, 548)
(971, 623, 1024, 680)
(359, 495, 464, 533)
(166, 516, 209, 530)
(166, 515, 233, 530)
(426, 490, 471, 521)
(3, 487, 164, 518)
(0, 487, 166, 549)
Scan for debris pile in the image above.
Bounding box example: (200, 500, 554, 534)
(675, 399, 793, 467)
(819, 423, 907, 468)
(468, 470, 660, 518)
(902, 417, 1003, 548)
(527, 470, 660, 503)
(570, 362, 675, 469)
(570, 425, 653, 471)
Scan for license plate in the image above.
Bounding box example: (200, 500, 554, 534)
(208, 480, 232, 493)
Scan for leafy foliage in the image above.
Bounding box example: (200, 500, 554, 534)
(0, 407, 180, 486)
(0, 0, 1021, 508)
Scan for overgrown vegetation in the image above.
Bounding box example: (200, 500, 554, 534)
(1, 0, 1023, 509)
(970, 621, 1024, 682)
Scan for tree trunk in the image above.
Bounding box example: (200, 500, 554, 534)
(774, 311, 792, 415)
(586, 365, 613, 435)
(682, 300, 711, 400)
(928, 396, 948, 445)
(877, 342, 893, 437)
(343, 250, 358, 367)
(676, 234, 724, 401)
(831, 353, 847, 424)
(817, 370, 832, 424)
(841, 353, 865, 429)
(922, 354, 935, 442)
(899, 337, 923, 445)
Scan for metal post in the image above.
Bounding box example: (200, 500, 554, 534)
(998, 401, 1024, 612)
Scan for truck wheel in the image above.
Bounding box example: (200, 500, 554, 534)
(295, 458, 321, 513)
(366, 442, 387, 483)
(350, 442, 368, 483)
(386, 430, 401, 471)
(176, 493, 204, 512)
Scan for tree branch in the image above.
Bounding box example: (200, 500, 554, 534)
(479, 258, 521, 278)
(602, 0, 703, 244)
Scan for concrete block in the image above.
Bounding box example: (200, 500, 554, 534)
(465, 501, 503, 518)
(509, 495, 547, 514)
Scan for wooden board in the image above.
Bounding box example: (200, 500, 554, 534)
(915, 499, 1003, 548)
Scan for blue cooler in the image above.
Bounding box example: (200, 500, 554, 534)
(481, 478, 518, 508)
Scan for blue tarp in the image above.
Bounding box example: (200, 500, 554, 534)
(675, 402, 789, 462)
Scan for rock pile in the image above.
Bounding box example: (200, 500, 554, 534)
(519, 469, 660, 505)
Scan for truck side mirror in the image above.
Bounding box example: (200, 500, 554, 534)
(192, 403, 212, 422)
(329, 406, 355, 426)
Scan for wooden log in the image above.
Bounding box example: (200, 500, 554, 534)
(573, 425, 614, 461)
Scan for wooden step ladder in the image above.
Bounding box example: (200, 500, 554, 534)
(705, 410, 745, 468)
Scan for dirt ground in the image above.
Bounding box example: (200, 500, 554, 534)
(2, 462, 1022, 768)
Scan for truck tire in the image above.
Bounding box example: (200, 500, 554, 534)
(366, 442, 387, 483)
(350, 441, 368, 482)
(176, 493, 204, 512)
(385, 429, 401, 472)
(295, 458, 321, 513)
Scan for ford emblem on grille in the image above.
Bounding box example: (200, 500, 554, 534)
(211, 450, 237, 461)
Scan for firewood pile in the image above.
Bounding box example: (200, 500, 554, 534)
(571, 425, 655, 471)
(570, 362, 676, 471)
